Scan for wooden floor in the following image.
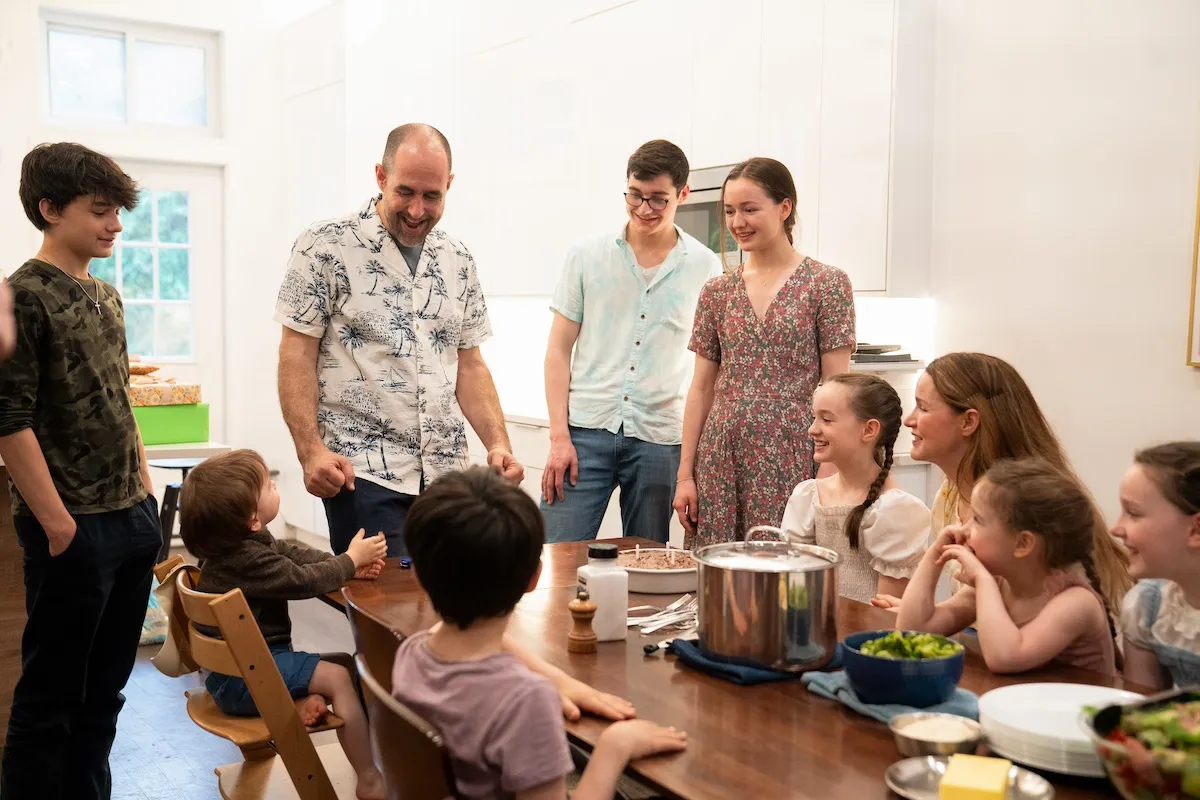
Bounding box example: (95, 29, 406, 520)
(111, 596, 356, 800)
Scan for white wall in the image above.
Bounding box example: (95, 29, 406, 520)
(928, 0, 1200, 520)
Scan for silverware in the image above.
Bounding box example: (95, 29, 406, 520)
(626, 594, 694, 627)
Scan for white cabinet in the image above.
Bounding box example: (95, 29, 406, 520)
(760, 0, 824, 256)
(815, 0, 896, 293)
(686, 0, 763, 168)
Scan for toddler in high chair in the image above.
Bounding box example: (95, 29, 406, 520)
(780, 373, 929, 604)
(180, 449, 389, 800)
(1115, 442, 1200, 690)
(897, 458, 1121, 676)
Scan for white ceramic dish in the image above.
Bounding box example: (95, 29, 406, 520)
(976, 683, 1143, 778)
(617, 548, 698, 594)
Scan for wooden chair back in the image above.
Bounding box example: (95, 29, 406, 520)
(173, 568, 340, 800)
(355, 654, 457, 800)
(343, 592, 403, 694)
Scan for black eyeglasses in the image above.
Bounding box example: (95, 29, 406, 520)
(624, 193, 670, 211)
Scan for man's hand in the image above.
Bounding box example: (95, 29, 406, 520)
(303, 447, 355, 498)
(45, 517, 78, 557)
(542, 435, 578, 504)
(487, 448, 524, 485)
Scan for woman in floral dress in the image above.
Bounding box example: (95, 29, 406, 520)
(674, 157, 856, 549)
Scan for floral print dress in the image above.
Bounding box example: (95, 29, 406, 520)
(685, 257, 856, 550)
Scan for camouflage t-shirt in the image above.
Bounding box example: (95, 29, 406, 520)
(0, 259, 146, 516)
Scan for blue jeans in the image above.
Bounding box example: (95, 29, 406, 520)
(322, 478, 415, 558)
(540, 426, 679, 544)
(2, 496, 162, 800)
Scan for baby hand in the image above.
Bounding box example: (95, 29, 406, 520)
(936, 543, 988, 587)
(347, 530, 388, 569)
(870, 594, 902, 613)
(354, 558, 386, 580)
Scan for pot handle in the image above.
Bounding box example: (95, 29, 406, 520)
(744, 525, 787, 542)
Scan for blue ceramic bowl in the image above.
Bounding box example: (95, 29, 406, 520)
(840, 631, 965, 708)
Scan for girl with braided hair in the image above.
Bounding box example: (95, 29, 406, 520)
(897, 458, 1118, 676)
(780, 373, 929, 603)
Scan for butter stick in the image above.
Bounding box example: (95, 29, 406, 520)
(939, 754, 1012, 800)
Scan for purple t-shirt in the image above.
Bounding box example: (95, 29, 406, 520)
(391, 631, 574, 799)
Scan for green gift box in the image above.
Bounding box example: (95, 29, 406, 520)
(132, 403, 210, 445)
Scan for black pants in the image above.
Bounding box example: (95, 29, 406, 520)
(1, 496, 161, 800)
(322, 479, 416, 558)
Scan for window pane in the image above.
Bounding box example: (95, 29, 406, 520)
(134, 41, 206, 126)
(159, 249, 189, 300)
(125, 304, 153, 357)
(122, 247, 154, 300)
(158, 304, 192, 357)
(47, 28, 126, 122)
(91, 253, 116, 285)
(121, 191, 152, 242)
(156, 192, 189, 244)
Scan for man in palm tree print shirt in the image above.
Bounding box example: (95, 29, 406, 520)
(275, 123, 523, 557)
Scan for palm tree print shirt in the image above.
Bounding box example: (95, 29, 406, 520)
(274, 196, 492, 496)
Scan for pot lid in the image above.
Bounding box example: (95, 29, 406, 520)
(692, 541, 840, 572)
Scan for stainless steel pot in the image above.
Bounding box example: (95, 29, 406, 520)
(693, 526, 840, 672)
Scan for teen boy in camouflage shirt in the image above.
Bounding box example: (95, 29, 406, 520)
(0, 143, 163, 800)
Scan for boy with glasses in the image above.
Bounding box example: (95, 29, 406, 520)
(540, 140, 721, 544)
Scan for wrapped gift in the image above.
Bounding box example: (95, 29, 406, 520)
(133, 404, 210, 445)
(129, 382, 202, 407)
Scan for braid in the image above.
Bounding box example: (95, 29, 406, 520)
(844, 443, 894, 550)
(1080, 551, 1118, 642)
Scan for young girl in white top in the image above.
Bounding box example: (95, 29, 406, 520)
(897, 458, 1117, 676)
(1115, 442, 1200, 690)
(781, 373, 929, 604)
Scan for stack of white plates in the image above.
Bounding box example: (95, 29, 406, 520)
(977, 683, 1143, 777)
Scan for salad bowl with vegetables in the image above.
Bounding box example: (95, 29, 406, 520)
(1086, 688, 1200, 799)
(840, 631, 966, 707)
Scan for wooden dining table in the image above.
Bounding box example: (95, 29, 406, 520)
(330, 537, 1134, 799)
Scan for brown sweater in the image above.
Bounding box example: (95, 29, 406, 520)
(196, 530, 355, 646)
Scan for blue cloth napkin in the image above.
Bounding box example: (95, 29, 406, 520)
(666, 639, 841, 686)
(800, 670, 979, 723)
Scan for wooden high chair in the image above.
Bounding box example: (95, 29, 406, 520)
(342, 591, 403, 694)
(354, 654, 458, 800)
(153, 556, 354, 800)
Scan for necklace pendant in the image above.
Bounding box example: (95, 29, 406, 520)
(94, 301, 102, 314)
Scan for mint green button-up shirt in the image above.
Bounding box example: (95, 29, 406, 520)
(551, 226, 722, 446)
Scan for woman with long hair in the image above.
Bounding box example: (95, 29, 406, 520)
(872, 352, 1132, 622)
(673, 157, 856, 549)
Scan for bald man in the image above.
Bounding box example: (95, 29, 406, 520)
(275, 123, 522, 557)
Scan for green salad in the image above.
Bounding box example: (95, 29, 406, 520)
(1105, 700, 1200, 796)
(857, 631, 963, 660)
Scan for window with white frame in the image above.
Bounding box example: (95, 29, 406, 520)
(43, 13, 219, 133)
(91, 189, 193, 359)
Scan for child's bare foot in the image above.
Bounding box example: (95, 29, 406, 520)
(355, 769, 386, 800)
(295, 694, 328, 727)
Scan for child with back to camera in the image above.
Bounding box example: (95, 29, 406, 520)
(897, 458, 1118, 676)
(392, 465, 687, 800)
(180, 449, 389, 800)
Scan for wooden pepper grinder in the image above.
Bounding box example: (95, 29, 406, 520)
(567, 588, 598, 654)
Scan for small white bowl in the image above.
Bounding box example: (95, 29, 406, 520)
(617, 549, 698, 594)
